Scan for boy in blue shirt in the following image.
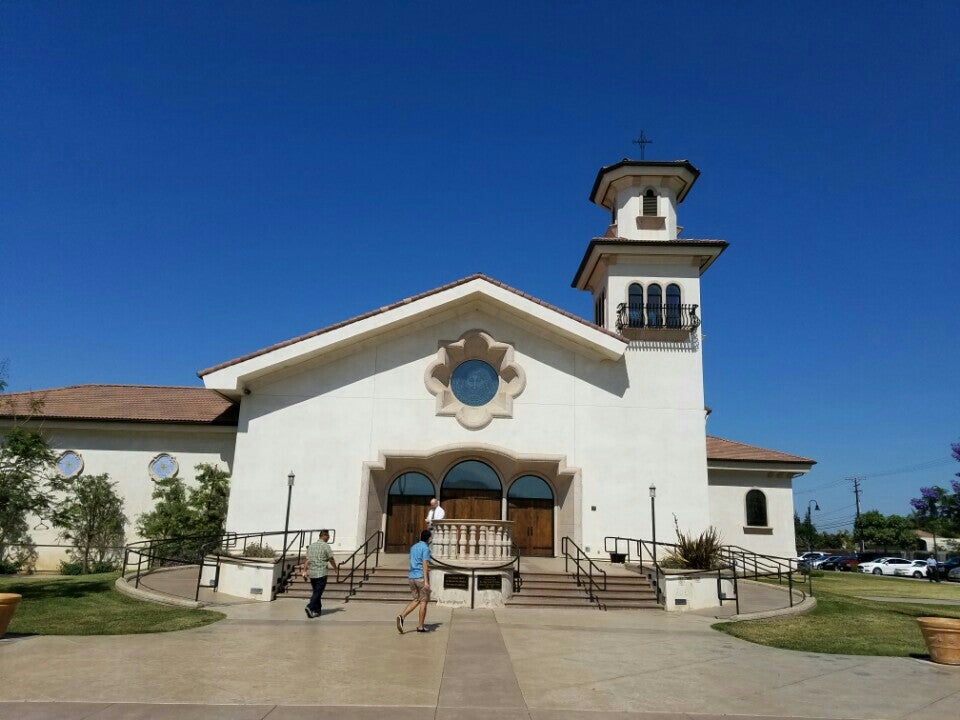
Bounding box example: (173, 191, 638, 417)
(396, 530, 431, 633)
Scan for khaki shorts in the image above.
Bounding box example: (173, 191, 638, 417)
(409, 578, 430, 602)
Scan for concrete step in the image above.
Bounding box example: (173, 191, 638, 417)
(506, 595, 597, 607)
(601, 599, 662, 610)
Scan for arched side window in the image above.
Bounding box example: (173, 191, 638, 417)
(666, 283, 681, 328)
(643, 189, 658, 216)
(647, 283, 662, 327)
(388, 472, 435, 497)
(745, 489, 768, 527)
(628, 283, 644, 328)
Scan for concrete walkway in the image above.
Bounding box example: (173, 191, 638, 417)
(1, 596, 958, 720)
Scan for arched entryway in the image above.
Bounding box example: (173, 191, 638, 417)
(385, 471, 435, 553)
(507, 475, 554, 556)
(440, 460, 501, 520)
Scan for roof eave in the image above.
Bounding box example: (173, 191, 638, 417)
(202, 277, 627, 393)
(572, 239, 729, 291)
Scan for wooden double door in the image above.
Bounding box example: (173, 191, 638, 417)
(439, 488, 501, 521)
(386, 489, 554, 557)
(508, 497, 554, 557)
(385, 494, 432, 553)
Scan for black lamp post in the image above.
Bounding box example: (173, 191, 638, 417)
(649, 483, 657, 567)
(282, 471, 295, 567)
(805, 499, 820, 553)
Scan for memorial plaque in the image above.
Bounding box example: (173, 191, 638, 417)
(443, 573, 469, 590)
(476, 575, 501, 591)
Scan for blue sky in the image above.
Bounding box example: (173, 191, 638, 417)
(1, 3, 958, 529)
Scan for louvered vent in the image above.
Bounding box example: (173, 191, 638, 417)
(642, 190, 658, 216)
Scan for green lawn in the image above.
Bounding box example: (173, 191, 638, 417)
(714, 572, 960, 657)
(0, 573, 224, 636)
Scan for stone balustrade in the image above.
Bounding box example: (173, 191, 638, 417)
(431, 520, 514, 564)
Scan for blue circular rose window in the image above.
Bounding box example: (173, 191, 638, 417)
(450, 359, 499, 407)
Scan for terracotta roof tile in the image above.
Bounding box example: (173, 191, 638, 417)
(198, 273, 626, 377)
(706, 435, 815, 465)
(0, 385, 239, 425)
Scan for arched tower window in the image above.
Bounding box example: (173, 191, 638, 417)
(666, 283, 681, 328)
(628, 283, 644, 328)
(745, 489, 768, 527)
(647, 283, 662, 327)
(643, 189, 658, 216)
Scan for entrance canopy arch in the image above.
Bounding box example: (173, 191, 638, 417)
(363, 443, 580, 553)
(440, 459, 502, 520)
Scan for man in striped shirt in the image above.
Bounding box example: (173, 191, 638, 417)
(301, 529, 336, 618)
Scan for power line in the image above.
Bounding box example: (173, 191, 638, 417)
(861, 457, 953, 479)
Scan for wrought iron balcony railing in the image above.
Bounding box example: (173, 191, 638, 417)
(615, 303, 700, 332)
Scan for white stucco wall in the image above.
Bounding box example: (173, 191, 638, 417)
(225, 306, 712, 557)
(707, 469, 798, 559)
(5, 421, 235, 571)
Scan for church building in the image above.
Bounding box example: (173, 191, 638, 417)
(2, 159, 815, 570)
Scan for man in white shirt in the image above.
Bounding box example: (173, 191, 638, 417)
(426, 497, 445, 528)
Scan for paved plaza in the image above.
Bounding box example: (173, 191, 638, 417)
(2, 592, 959, 720)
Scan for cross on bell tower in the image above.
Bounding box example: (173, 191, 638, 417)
(632, 131, 653, 160)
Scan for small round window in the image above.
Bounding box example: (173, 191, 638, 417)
(56, 451, 83, 479)
(149, 453, 179, 481)
(450, 359, 499, 407)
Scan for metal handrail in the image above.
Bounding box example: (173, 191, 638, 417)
(615, 302, 700, 332)
(122, 528, 334, 602)
(335, 530, 384, 598)
(560, 536, 607, 607)
(604, 535, 806, 610)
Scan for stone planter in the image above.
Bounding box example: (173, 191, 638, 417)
(917, 616, 960, 665)
(0, 593, 22, 637)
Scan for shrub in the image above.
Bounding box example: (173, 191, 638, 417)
(663, 517, 725, 570)
(59, 561, 84, 575)
(241, 543, 276, 558)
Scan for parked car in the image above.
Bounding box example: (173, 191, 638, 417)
(811, 555, 843, 570)
(894, 560, 929, 579)
(948, 565, 960, 582)
(794, 551, 829, 564)
(820, 555, 856, 571)
(857, 557, 912, 575)
(936, 557, 960, 580)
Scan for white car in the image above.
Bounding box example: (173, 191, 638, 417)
(858, 557, 912, 575)
(893, 560, 929, 579)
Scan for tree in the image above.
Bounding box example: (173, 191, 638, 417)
(0, 428, 54, 573)
(186, 463, 230, 539)
(855, 510, 921, 552)
(136, 476, 191, 542)
(795, 509, 817, 552)
(50, 473, 127, 573)
(136, 464, 231, 558)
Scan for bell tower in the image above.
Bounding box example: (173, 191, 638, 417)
(572, 159, 727, 334)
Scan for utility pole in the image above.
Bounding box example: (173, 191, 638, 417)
(849, 477, 863, 552)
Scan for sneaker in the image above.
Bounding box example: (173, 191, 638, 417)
(396, 615, 404, 634)
(305, 607, 317, 619)
(416, 627, 428, 633)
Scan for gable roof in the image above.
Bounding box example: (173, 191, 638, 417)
(0, 385, 239, 426)
(706, 436, 815, 465)
(199, 273, 629, 393)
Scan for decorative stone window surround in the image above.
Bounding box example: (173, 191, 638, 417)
(148, 453, 180, 481)
(425, 330, 526, 430)
(55, 450, 84, 479)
